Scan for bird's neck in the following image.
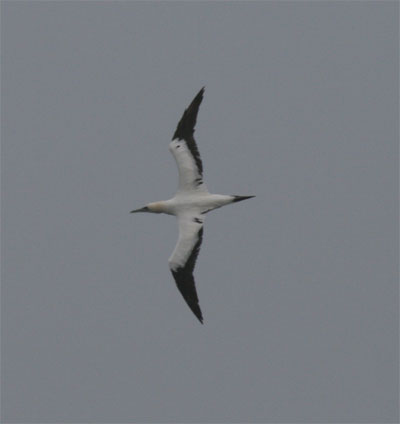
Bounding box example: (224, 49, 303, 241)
(147, 201, 168, 214)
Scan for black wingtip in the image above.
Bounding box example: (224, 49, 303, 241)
(195, 310, 204, 324)
(172, 87, 205, 141)
(174, 275, 204, 324)
(172, 272, 204, 325)
(183, 284, 203, 324)
(195, 86, 205, 98)
(191, 296, 204, 324)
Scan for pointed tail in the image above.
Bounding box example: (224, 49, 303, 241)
(231, 195, 255, 203)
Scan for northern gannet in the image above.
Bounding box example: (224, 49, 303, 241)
(131, 88, 254, 323)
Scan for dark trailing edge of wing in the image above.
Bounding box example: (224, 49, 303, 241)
(172, 87, 205, 177)
(171, 227, 204, 324)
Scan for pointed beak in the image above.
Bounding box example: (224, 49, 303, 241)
(130, 207, 148, 213)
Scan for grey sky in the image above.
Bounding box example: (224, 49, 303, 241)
(1, 1, 398, 423)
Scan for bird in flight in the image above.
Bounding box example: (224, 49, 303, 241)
(131, 88, 254, 324)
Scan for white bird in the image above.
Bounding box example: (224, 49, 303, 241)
(131, 88, 254, 323)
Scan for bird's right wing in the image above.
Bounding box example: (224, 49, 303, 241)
(169, 88, 208, 193)
(168, 212, 205, 323)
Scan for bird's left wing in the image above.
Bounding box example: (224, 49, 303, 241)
(168, 212, 205, 323)
(169, 87, 208, 193)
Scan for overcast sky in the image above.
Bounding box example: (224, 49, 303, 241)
(1, 1, 398, 423)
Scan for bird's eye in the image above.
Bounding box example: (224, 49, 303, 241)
(176, 145, 181, 148)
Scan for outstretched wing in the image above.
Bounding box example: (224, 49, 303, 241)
(169, 87, 208, 193)
(168, 213, 205, 323)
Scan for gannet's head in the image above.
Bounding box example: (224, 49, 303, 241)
(130, 202, 163, 214)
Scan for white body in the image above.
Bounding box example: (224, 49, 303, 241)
(150, 193, 234, 216)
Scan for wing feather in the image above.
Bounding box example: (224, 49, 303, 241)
(169, 213, 205, 323)
(169, 88, 208, 193)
